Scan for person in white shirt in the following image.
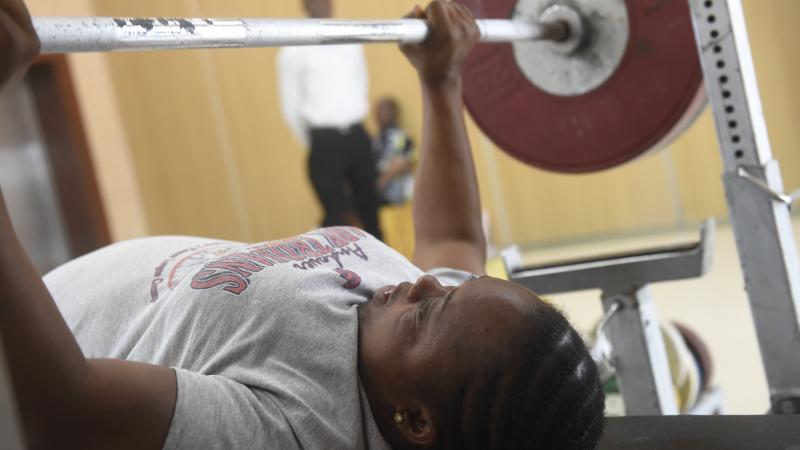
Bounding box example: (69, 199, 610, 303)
(277, 0, 383, 240)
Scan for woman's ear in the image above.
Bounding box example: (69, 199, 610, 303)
(394, 407, 438, 446)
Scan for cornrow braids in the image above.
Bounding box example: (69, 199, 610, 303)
(463, 299, 604, 450)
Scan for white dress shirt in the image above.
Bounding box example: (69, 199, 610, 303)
(277, 44, 370, 148)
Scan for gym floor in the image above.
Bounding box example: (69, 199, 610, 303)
(521, 218, 800, 415)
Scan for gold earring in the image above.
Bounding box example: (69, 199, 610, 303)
(393, 412, 405, 425)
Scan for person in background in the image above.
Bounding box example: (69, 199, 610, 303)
(373, 97, 416, 206)
(277, 0, 383, 240)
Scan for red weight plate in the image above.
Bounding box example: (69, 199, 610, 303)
(457, 0, 705, 173)
(673, 321, 714, 392)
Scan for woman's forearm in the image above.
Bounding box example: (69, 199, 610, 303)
(0, 191, 91, 439)
(412, 78, 486, 256)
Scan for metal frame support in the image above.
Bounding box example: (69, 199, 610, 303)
(504, 221, 715, 415)
(505, 221, 715, 294)
(689, 0, 800, 414)
(601, 286, 678, 415)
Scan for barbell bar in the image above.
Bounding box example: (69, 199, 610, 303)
(33, 16, 569, 54)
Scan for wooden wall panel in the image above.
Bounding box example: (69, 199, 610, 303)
(668, 111, 728, 224)
(740, 0, 800, 203)
(27, 0, 148, 241)
(89, 0, 800, 247)
(107, 50, 250, 239)
(187, 0, 318, 241)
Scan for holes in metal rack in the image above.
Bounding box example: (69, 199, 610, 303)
(721, 71, 738, 144)
(704, 2, 744, 160)
(708, 0, 720, 41)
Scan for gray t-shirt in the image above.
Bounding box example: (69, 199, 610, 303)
(44, 227, 472, 449)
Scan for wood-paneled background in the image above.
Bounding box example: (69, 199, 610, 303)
(26, 0, 800, 247)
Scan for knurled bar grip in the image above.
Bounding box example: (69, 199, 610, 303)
(33, 17, 565, 54)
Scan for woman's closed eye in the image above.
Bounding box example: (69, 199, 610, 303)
(414, 297, 434, 326)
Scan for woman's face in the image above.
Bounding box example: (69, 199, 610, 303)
(357, 275, 538, 414)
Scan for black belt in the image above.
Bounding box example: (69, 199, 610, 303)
(311, 123, 363, 135)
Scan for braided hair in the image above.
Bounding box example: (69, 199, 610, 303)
(456, 296, 605, 449)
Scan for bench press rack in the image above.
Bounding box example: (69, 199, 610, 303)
(690, 0, 800, 414)
(689, 0, 800, 414)
(504, 0, 800, 417)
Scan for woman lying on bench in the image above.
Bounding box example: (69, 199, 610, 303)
(0, 0, 604, 448)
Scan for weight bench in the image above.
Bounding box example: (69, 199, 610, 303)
(599, 415, 800, 450)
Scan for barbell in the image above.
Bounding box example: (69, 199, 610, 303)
(31, 0, 704, 173)
(33, 17, 568, 53)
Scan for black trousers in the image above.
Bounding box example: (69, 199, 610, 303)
(308, 124, 383, 240)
